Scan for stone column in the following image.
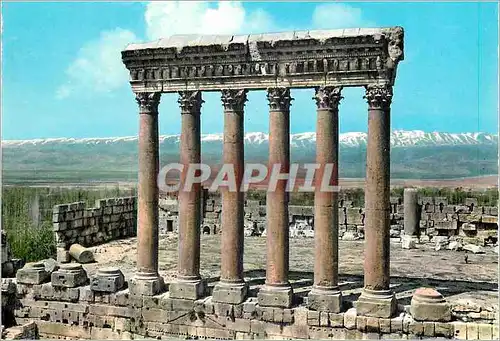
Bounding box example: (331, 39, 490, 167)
(357, 84, 397, 317)
(169, 90, 205, 300)
(308, 86, 343, 313)
(257, 87, 294, 308)
(403, 188, 420, 237)
(213, 89, 248, 304)
(129, 92, 164, 296)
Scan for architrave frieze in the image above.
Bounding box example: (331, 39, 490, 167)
(122, 27, 404, 93)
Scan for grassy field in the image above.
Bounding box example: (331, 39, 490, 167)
(1, 185, 136, 262)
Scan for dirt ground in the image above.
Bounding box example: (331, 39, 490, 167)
(84, 235, 498, 311)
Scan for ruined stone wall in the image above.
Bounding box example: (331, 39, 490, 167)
(7, 273, 498, 340)
(158, 192, 498, 244)
(52, 197, 137, 250)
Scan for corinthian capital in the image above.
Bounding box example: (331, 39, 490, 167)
(313, 86, 343, 110)
(135, 92, 161, 114)
(178, 90, 204, 114)
(364, 84, 393, 110)
(221, 89, 248, 112)
(266, 87, 293, 111)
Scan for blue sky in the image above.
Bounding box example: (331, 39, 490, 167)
(2, 1, 498, 139)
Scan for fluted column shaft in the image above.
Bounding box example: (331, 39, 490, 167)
(258, 87, 294, 308)
(213, 89, 249, 304)
(307, 86, 343, 312)
(314, 87, 342, 285)
(220, 89, 247, 283)
(129, 92, 164, 296)
(357, 84, 397, 318)
(136, 92, 161, 276)
(177, 91, 203, 281)
(266, 87, 292, 286)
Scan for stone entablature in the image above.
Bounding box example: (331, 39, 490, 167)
(121, 27, 404, 93)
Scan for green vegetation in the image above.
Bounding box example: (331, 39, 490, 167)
(2, 185, 136, 262)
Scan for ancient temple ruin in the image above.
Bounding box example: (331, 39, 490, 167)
(121, 27, 405, 315)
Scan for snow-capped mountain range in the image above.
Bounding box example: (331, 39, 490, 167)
(2, 130, 497, 148)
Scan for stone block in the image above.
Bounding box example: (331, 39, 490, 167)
(273, 307, 285, 324)
(357, 315, 368, 332)
(362, 332, 381, 339)
(90, 267, 125, 293)
(282, 308, 294, 324)
(40, 282, 79, 302)
(307, 288, 342, 313)
(16, 262, 50, 285)
(378, 318, 390, 333)
(410, 287, 451, 322)
(467, 323, 479, 340)
(356, 289, 397, 318)
(380, 333, 405, 340)
(401, 235, 418, 249)
(56, 247, 71, 263)
(142, 308, 170, 322)
(453, 321, 468, 340)
(434, 322, 453, 337)
(257, 285, 293, 308)
(228, 318, 251, 333)
(319, 311, 329, 327)
(169, 279, 205, 300)
(408, 320, 423, 337)
(37, 321, 91, 339)
(293, 306, 308, 326)
(212, 282, 248, 304)
(329, 312, 344, 328)
(344, 307, 357, 329)
(346, 329, 363, 340)
(422, 321, 435, 337)
(51, 263, 88, 288)
(307, 309, 320, 326)
(477, 323, 492, 340)
(308, 326, 332, 339)
(493, 323, 499, 339)
(366, 316, 380, 333)
(128, 273, 165, 296)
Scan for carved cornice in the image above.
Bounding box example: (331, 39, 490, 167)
(178, 91, 204, 114)
(221, 89, 248, 112)
(384, 26, 404, 68)
(313, 86, 343, 110)
(135, 92, 161, 114)
(122, 27, 405, 92)
(267, 87, 293, 111)
(364, 84, 393, 110)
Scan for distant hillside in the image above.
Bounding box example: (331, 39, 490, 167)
(2, 130, 498, 184)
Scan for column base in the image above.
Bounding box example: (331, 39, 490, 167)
(308, 286, 343, 313)
(356, 288, 397, 318)
(129, 272, 165, 296)
(410, 287, 451, 322)
(169, 278, 206, 300)
(212, 281, 248, 304)
(257, 284, 293, 308)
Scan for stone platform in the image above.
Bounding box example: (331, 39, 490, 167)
(3, 235, 497, 340)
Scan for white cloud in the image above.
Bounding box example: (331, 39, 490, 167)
(144, 1, 276, 40)
(56, 28, 137, 99)
(311, 3, 375, 30)
(57, 2, 278, 99)
(57, 2, 373, 100)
